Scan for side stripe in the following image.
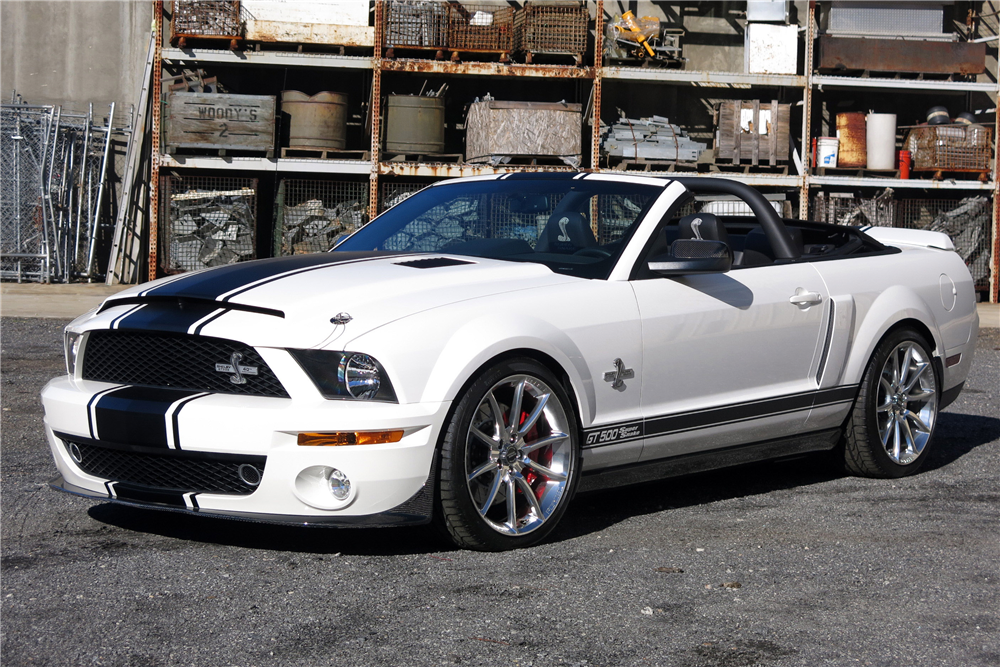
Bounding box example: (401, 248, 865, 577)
(582, 385, 858, 449)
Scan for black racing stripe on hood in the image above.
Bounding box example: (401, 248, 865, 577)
(135, 251, 405, 302)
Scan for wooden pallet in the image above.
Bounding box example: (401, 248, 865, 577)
(523, 51, 584, 66)
(710, 162, 790, 175)
(382, 152, 463, 163)
(280, 147, 370, 160)
(815, 167, 899, 178)
(164, 146, 274, 158)
(913, 168, 991, 183)
(383, 46, 449, 61)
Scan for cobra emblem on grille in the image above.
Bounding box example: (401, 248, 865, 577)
(214, 352, 259, 385)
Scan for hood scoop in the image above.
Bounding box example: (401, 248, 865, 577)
(394, 257, 475, 269)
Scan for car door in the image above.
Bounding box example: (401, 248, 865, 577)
(631, 262, 830, 462)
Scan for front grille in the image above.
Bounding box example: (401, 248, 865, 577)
(82, 330, 289, 398)
(64, 439, 265, 496)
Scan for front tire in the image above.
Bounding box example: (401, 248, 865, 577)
(843, 328, 940, 478)
(437, 358, 580, 551)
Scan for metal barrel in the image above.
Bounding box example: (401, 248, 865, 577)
(384, 95, 446, 154)
(281, 91, 348, 150)
(835, 112, 867, 168)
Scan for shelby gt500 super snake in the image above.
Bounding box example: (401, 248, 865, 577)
(42, 174, 979, 551)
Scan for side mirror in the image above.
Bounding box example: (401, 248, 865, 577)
(647, 239, 732, 275)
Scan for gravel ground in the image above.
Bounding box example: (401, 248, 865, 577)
(2, 317, 998, 667)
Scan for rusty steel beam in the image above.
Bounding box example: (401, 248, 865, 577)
(591, 0, 603, 170)
(149, 0, 163, 283)
(380, 59, 594, 79)
(370, 0, 383, 225)
(800, 1, 815, 219)
(816, 37, 986, 76)
(993, 84, 999, 303)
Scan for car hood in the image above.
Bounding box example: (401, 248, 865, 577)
(93, 252, 576, 349)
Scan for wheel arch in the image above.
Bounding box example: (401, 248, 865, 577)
(841, 286, 945, 389)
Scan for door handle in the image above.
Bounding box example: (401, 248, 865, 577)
(789, 288, 823, 307)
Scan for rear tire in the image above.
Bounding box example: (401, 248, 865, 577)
(436, 358, 580, 551)
(843, 328, 940, 478)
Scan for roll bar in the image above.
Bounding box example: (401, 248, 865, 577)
(668, 177, 801, 260)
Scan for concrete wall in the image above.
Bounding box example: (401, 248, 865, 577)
(1, 1, 152, 113)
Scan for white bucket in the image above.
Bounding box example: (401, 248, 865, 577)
(816, 137, 839, 168)
(866, 113, 897, 170)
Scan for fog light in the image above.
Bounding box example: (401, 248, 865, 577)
(327, 468, 351, 500)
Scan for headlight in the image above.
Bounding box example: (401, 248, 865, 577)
(64, 330, 83, 377)
(288, 349, 397, 402)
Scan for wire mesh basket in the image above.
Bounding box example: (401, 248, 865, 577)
(171, 1, 243, 43)
(514, 1, 588, 59)
(448, 2, 515, 52)
(379, 181, 430, 214)
(275, 179, 369, 256)
(160, 175, 257, 274)
(905, 125, 993, 173)
(384, 0, 449, 49)
(811, 192, 993, 290)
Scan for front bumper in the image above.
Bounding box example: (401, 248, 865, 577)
(42, 376, 451, 525)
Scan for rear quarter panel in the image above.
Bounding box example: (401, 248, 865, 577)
(812, 245, 978, 391)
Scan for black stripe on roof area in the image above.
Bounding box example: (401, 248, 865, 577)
(140, 251, 402, 301)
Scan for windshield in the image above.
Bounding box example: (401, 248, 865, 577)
(334, 177, 666, 279)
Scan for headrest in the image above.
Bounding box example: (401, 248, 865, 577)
(536, 212, 596, 253)
(678, 213, 729, 244)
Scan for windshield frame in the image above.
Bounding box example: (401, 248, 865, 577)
(333, 175, 670, 280)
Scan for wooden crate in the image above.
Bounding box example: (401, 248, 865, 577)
(164, 93, 276, 155)
(714, 100, 790, 166)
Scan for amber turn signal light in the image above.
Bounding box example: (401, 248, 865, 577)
(297, 431, 404, 447)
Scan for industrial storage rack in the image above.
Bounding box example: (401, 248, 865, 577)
(146, 0, 1000, 302)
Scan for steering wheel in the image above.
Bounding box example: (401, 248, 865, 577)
(573, 247, 612, 259)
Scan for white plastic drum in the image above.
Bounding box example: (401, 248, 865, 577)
(816, 137, 839, 168)
(866, 113, 897, 170)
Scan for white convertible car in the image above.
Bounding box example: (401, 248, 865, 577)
(42, 173, 979, 550)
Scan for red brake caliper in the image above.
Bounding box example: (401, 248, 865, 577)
(519, 411, 548, 500)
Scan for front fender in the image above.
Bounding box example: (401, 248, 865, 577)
(345, 305, 598, 425)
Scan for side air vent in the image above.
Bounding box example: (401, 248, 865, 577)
(394, 257, 474, 269)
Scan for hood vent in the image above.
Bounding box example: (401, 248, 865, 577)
(394, 257, 474, 269)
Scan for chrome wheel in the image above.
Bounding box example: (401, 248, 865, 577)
(465, 374, 572, 537)
(875, 341, 938, 465)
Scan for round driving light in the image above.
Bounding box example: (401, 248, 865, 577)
(327, 468, 351, 500)
(340, 353, 381, 399)
(69, 442, 83, 464)
(237, 464, 262, 487)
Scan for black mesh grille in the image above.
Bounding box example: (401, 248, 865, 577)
(82, 331, 289, 398)
(64, 439, 265, 496)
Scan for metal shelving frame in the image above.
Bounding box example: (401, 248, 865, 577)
(146, 0, 1000, 301)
